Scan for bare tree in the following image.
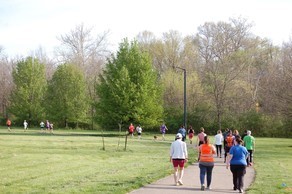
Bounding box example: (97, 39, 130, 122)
(0, 47, 14, 118)
(197, 17, 254, 129)
(55, 23, 110, 129)
(262, 39, 292, 118)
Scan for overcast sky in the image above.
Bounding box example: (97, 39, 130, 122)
(0, 0, 291, 58)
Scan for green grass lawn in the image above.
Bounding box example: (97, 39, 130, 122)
(247, 137, 292, 194)
(0, 127, 291, 194)
(0, 127, 195, 194)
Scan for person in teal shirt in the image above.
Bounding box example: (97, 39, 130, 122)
(243, 130, 255, 166)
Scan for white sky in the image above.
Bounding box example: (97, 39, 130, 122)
(1, 0, 292, 58)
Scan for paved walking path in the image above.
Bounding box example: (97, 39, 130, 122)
(129, 157, 255, 194)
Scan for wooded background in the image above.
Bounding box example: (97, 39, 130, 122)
(0, 18, 291, 137)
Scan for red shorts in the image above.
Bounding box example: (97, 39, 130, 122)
(172, 159, 185, 168)
(189, 133, 194, 139)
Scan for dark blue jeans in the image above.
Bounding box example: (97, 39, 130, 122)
(199, 163, 214, 187)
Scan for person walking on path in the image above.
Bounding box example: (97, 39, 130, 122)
(222, 128, 229, 150)
(214, 130, 224, 158)
(198, 135, 216, 190)
(197, 127, 207, 146)
(178, 125, 187, 142)
(136, 124, 142, 139)
(45, 120, 50, 133)
(6, 118, 12, 132)
(128, 123, 135, 137)
(188, 125, 195, 144)
(170, 133, 188, 186)
(243, 130, 255, 166)
(224, 130, 235, 163)
(160, 123, 168, 140)
(23, 120, 28, 132)
(226, 137, 248, 193)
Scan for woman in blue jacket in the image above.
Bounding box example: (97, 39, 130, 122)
(226, 137, 248, 193)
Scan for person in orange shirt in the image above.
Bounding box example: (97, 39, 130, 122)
(128, 123, 135, 137)
(198, 136, 216, 190)
(224, 130, 235, 163)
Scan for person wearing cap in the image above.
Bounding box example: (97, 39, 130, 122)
(170, 133, 188, 186)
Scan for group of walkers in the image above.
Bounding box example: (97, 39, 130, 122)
(170, 126, 255, 193)
(128, 123, 143, 139)
(6, 118, 54, 133)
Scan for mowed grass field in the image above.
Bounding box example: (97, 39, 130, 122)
(0, 127, 291, 194)
(248, 137, 292, 194)
(0, 127, 196, 194)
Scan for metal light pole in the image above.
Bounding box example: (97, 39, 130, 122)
(175, 67, 187, 128)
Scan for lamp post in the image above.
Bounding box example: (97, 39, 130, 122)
(175, 67, 187, 128)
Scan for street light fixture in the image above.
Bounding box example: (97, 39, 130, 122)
(175, 66, 187, 128)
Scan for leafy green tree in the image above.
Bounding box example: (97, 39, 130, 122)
(9, 57, 47, 125)
(46, 64, 88, 128)
(96, 39, 163, 129)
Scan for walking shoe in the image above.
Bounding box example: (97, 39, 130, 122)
(178, 180, 183, 185)
(201, 185, 205, 190)
(233, 186, 237, 190)
(206, 186, 212, 190)
(175, 182, 179, 186)
(239, 189, 243, 193)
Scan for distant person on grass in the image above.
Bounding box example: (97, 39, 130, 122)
(46, 120, 50, 132)
(136, 124, 142, 139)
(128, 123, 135, 137)
(40, 121, 45, 132)
(49, 123, 54, 134)
(6, 118, 12, 132)
(23, 120, 28, 132)
(160, 123, 168, 140)
(198, 135, 216, 190)
(170, 133, 188, 186)
(243, 130, 255, 166)
(226, 137, 248, 193)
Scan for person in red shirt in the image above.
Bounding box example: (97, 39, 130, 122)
(128, 123, 135, 137)
(6, 118, 12, 132)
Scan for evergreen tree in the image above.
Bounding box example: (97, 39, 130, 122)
(9, 57, 47, 125)
(46, 64, 88, 128)
(96, 39, 163, 129)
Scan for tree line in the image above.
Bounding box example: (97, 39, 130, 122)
(0, 18, 291, 137)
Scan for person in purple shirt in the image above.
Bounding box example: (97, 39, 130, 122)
(160, 123, 168, 140)
(226, 137, 248, 193)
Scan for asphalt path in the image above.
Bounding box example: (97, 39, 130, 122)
(129, 156, 255, 194)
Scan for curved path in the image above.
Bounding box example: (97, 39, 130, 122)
(129, 157, 255, 194)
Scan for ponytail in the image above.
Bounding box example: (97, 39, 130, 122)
(235, 137, 243, 145)
(204, 135, 209, 144)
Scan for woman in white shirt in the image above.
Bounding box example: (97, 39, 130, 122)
(170, 133, 188, 186)
(214, 130, 224, 158)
